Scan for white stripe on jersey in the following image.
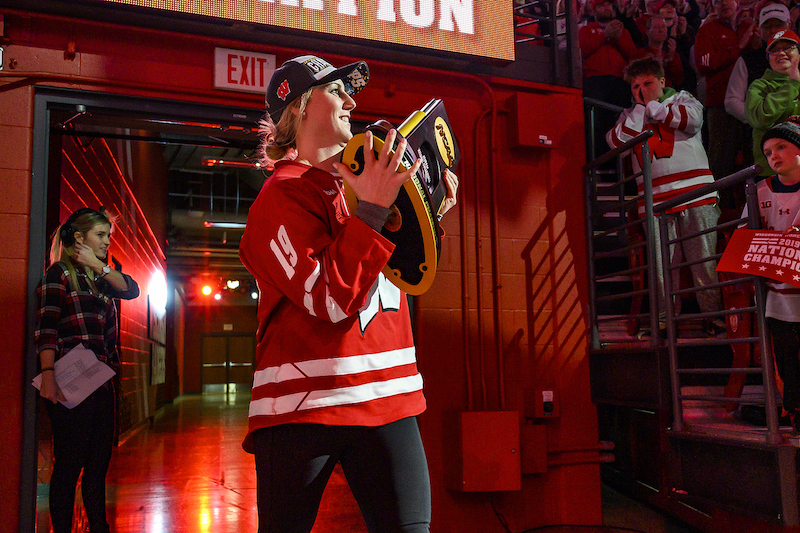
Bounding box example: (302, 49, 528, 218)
(252, 346, 417, 388)
(303, 261, 320, 317)
(325, 285, 349, 322)
(249, 373, 424, 416)
(249, 392, 308, 417)
(300, 254, 350, 322)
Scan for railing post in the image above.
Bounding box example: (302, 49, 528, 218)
(586, 103, 597, 162)
(585, 164, 600, 349)
(549, 0, 558, 84)
(640, 142, 659, 348)
(660, 211, 685, 431)
(583, 126, 653, 350)
(745, 178, 783, 444)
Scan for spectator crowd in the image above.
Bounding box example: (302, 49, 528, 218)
(579, 0, 800, 211)
(576, 0, 800, 424)
(578, 0, 800, 339)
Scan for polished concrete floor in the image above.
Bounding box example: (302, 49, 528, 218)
(106, 390, 369, 533)
(38, 391, 700, 532)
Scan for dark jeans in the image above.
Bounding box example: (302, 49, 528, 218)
(768, 318, 800, 413)
(706, 107, 747, 210)
(252, 416, 431, 533)
(46, 383, 115, 533)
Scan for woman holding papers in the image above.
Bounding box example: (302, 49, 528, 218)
(34, 207, 139, 533)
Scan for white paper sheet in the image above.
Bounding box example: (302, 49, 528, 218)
(32, 343, 116, 409)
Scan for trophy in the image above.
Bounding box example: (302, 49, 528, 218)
(341, 99, 460, 295)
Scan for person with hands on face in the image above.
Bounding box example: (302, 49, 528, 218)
(726, 3, 791, 124)
(580, 0, 646, 88)
(616, 0, 646, 46)
(239, 55, 458, 533)
(695, 0, 760, 207)
(675, 0, 704, 34)
(34, 207, 139, 533)
(741, 118, 800, 432)
(607, 57, 725, 334)
(656, 0, 698, 92)
(636, 0, 666, 37)
(667, 3, 691, 37)
(580, 0, 647, 161)
(746, 29, 800, 175)
(645, 16, 686, 89)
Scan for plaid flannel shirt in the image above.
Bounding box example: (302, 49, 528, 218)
(34, 261, 139, 370)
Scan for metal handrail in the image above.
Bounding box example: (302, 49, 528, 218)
(584, 97, 783, 445)
(584, 130, 653, 171)
(652, 165, 762, 214)
(656, 168, 782, 444)
(514, 0, 576, 86)
(585, 126, 657, 348)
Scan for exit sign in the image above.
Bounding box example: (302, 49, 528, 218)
(214, 47, 276, 94)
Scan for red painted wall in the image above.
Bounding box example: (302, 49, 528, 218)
(0, 81, 33, 533)
(0, 9, 598, 532)
(59, 135, 167, 432)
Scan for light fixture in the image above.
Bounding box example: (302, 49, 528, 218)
(226, 279, 240, 290)
(201, 156, 265, 170)
(203, 220, 247, 229)
(148, 270, 168, 316)
(251, 291, 259, 300)
(214, 293, 222, 301)
(201, 285, 212, 296)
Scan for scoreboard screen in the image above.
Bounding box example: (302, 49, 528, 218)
(97, 0, 515, 61)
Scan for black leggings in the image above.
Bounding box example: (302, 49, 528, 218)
(252, 416, 431, 533)
(46, 384, 115, 533)
(768, 318, 800, 412)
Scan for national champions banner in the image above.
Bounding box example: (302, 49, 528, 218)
(717, 229, 800, 289)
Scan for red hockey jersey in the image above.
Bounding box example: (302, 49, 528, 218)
(239, 160, 426, 453)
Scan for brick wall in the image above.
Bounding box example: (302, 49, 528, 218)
(60, 135, 167, 434)
(0, 82, 34, 533)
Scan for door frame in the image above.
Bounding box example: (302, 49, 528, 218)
(22, 87, 262, 532)
(200, 332, 256, 390)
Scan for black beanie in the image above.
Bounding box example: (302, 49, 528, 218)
(761, 116, 800, 152)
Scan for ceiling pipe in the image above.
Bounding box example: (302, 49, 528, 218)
(167, 247, 241, 257)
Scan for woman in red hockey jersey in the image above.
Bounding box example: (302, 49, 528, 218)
(239, 55, 458, 533)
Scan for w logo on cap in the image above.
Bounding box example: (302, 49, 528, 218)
(277, 80, 291, 101)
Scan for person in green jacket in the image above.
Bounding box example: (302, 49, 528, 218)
(746, 29, 800, 177)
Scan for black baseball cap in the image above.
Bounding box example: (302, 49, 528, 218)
(265, 55, 369, 122)
(762, 116, 800, 151)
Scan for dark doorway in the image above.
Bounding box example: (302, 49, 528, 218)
(25, 88, 265, 532)
(201, 333, 255, 393)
